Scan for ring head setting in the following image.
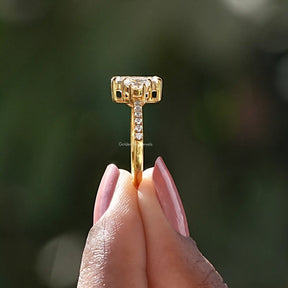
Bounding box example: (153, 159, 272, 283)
(111, 76, 162, 106)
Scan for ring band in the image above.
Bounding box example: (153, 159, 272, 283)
(111, 76, 162, 187)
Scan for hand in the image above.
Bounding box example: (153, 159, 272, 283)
(77, 157, 228, 288)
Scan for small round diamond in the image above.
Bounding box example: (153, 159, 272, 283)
(151, 76, 159, 84)
(134, 100, 142, 106)
(115, 76, 122, 84)
(135, 118, 142, 125)
(135, 125, 142, 132)
(135, 111, 142, 117)
(135, 133, 143, 140)
(134, 105, 142, 112)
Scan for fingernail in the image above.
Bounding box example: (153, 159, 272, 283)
(152, 157, 189, 237)
(93, 164, 120, 224)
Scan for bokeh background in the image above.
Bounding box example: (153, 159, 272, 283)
(1, 0, 288, 287)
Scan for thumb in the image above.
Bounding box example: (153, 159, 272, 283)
(78, 166, 147, 288)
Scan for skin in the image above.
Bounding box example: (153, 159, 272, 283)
(77, 167, 228, 288)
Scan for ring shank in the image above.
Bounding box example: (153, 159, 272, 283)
(131, 106, 143, 187)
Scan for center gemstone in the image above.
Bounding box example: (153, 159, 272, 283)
(124, 77, 151, 90)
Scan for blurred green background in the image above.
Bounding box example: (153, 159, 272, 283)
(1, 0, 288, 287)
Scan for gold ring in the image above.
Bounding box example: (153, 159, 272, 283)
(111, 76, 162, 187)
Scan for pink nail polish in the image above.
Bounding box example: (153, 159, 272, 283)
(93, 164, 120, 224)
(152, 157, 189, 237)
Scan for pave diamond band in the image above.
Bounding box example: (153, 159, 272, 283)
(111, 76, 162, 187)
(133, 102, 143, 141)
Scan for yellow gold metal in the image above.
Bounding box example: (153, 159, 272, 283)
(111, 76, 162, 187)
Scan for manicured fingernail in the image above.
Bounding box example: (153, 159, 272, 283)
(93, 164, 120, 224)
(152, 157, 189, 237)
